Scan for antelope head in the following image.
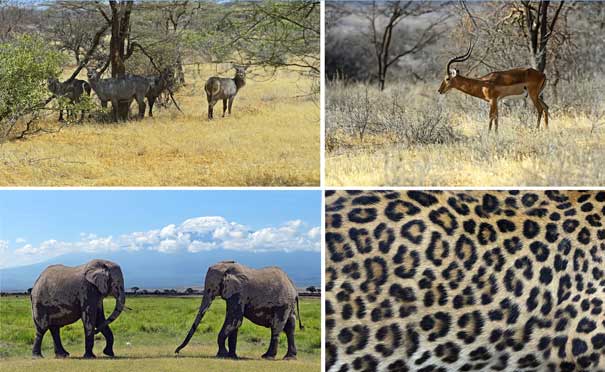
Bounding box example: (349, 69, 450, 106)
(438, 39, 475, 94)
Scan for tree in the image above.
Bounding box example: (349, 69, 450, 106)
(306, 286, 316, 293)
(0, 35, 64, 139)
(366, 1, 446, 90)
(130, 286, 139, 295)
(185, 287, 194, 294)
(520, 1, 565, 73)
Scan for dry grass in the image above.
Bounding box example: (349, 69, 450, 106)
(326, 80, 605, 186)
(0, 64, 319, 186)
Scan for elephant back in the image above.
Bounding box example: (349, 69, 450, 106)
(245, 266, 298, 306)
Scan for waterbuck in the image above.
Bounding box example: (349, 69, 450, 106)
(86, 68, 150, 122)
(204, 65, 247, 120)
(47, 77, 91, 122)
(145, 67, 174, 117)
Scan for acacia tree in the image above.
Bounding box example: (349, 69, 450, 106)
(367, 1, 447, 90)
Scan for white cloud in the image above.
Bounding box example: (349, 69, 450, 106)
(1, 216, 320, 268)
(15, 238, 26, 244)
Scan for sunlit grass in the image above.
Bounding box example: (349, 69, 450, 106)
(0, 64, 319, 186)
(0, 295, 320, 372)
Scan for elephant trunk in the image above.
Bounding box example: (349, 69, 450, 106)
(95, 288, 125, 333)
(175, 294, 212, 353)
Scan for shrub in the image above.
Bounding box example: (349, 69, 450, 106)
(0, 35, 65, 139)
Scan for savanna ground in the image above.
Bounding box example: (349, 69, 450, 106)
(0, 64, 319, 186)
(326, 78, 605, 186)
(0, 295, 320, 372)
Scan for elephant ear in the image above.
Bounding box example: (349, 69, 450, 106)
(85, 262, 110, 296)
(221, 270, 245, 299)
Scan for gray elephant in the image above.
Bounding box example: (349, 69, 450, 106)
(30, 259, 125, 359)
(175, 261, 303, 360)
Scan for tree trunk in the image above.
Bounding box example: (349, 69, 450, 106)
(109, 0, 133, 120)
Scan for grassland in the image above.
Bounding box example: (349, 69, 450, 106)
(0, 295, 320, 371)
(326, 80, 605, 186)
(0, 64, 319, 186)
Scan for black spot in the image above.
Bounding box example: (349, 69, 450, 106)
(429, 207, 458, 236)
(482, 194, 500, 213)
(477, 223, 497, 245)
(591, 333, 605, 349)
(539, 267, 553, 285)
(522, 193, 539, 207)
(352, 195, 380, 205)
(572, 338, 588, 356)
(596, 192, 605, 202)
(385, 200, 420, 222)
(389, 284, 416, 302)
(400, 220, 426, 244)
(523, 220, 540, 239)
(562, 219, 580, 233)
(530, 241, 550, 262)
(447, 197, 470, 215)
(407, 191, 438, 207)
(580, 202, 594, 212)
(496, 219, 516, 233)
(577, 318, 597, 334)
(577, 227, 591, 245)
(374, 223, 395, 253)
(463, 220, 476, 234)
(545, 223, 559, 243)
(503, 237, 522, 254)
(455, 235, 477, 270)
(349, 228, 372, 254)
(348, 208, 377, 224)
(427, 231, 450, 266)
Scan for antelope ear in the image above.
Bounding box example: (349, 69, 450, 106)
(85, 263, 110, 295)
(450, 69, 458, 77)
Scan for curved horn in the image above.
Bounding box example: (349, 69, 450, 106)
(446, 38, 476, 75)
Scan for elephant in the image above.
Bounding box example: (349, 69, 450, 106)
(30, 259, 125, 359)
(175, 261, 304, 360)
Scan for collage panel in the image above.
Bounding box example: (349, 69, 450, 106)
(325, 1, 605, 187)
(325, 190, 605, 371)
(0, 0, 319, 187)
(0, 190, 321, 371)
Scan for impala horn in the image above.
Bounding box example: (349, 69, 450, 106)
(446, 38, 476, 76)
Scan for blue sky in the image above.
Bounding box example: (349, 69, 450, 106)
(0, 190, 321, 269)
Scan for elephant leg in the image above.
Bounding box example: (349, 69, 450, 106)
(32, 325, 47, 358)
(222, 99, 227, 117)
(82, 307, 98, 358)
(262, 313, 288, 360)
(227, 329, 238, 358)
(283, 313, 297, 360)
(49, 326, 69, 358)
(217, 296, 244, 359)
(96, 306, 115, 357)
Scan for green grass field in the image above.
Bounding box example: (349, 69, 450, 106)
(0, 295, 320, 371)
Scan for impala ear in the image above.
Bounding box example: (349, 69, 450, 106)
(450, 69, 458, 77)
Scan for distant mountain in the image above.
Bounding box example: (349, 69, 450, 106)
(0, 250, 321, 291)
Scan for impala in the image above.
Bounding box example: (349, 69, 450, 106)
(438, 41, 549, 132)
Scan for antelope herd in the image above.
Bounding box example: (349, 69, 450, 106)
(47, 65, 248, 122)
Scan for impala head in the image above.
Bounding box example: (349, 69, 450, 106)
(438, 39, 475, 94)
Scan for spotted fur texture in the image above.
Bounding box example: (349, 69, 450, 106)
(325, 190, 605, 372)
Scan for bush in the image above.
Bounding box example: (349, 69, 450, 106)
(0, 34, 64, 139)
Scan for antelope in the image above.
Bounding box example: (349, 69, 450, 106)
(438, 40, 549, 132)
(86, 67, 150, 122)
(144, 67, 174, 117)
(204, 65, 247, 120)
(47, 77, 92, 122)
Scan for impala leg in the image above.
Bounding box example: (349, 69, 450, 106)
(529, 90, 544, 129)
(539, 97, 549, 129)
(489, 100, 498, 133)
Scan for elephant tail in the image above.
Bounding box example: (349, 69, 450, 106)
(296, 296, 304, 330)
